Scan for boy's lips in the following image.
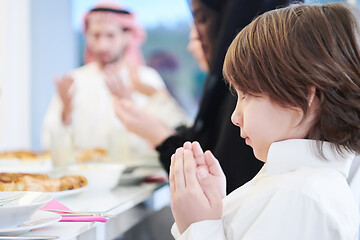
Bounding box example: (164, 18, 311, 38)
(241, 135, 250, 145)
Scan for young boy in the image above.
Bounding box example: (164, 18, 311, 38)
(170, 3, 360, 239)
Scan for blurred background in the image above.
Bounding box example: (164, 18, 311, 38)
(0, 0, 357, 151)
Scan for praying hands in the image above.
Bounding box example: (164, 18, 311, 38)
(170, 141, 226, 234)
(54, 74, 74, 125)
(104, 62, 158, 99)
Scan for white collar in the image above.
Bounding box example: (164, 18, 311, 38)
(266, 139, 354, 178)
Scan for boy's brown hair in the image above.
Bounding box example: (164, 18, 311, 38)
(223, 3, 360, 154)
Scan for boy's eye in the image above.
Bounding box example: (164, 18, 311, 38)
(241, 93, 248, 100)
(235, 89, 249, 100)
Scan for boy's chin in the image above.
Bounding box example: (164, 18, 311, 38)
(253, 150, 266, 163)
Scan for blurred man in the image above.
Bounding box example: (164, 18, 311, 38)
(42, 3, 188, 160)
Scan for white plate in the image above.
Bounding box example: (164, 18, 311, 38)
(0, 210, 61, 235)
(49, 186, 88, 199)
(0, 159, 52, 173)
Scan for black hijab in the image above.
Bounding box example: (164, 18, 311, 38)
(158, 0, 304, 193)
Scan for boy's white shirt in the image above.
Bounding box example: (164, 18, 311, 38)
(348, 155, 360, 240)
(348, 155, 360, 209)
(171, 139, 359, 240)
(42, 62, 190, 152)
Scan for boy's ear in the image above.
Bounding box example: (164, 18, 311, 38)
(307, 86, 316, 107)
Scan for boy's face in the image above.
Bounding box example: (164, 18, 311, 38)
(231, 89, 311, 162)
(86, 17, 130, 65)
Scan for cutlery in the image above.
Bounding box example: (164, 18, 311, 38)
(43, 209, 113, 218)
(0, 194, 24, 207)
(0, 236, 59, 239)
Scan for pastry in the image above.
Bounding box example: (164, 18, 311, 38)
(0, 173, 87, 192)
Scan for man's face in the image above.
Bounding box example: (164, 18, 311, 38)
(86, 17, 130, 65)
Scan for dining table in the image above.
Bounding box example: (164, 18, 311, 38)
(12, 172, 170, 240)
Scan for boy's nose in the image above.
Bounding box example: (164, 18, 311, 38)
(231, 110, 242, 128)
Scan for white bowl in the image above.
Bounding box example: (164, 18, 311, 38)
(68, 163, 125, 191)
(0, 191, 53, 228)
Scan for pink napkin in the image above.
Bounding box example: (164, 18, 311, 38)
(41, 199, 108, 222)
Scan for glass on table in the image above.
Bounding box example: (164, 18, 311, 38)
(107, 128, 130, 163)
(49, 127, 74, 171)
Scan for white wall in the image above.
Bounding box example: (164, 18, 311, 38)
(348, 0, 357, 5)
(0, 0, 31, 151)
(0, 0, 77, 151)
(30, 0, 78, 150)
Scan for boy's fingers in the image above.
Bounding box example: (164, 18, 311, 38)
(174, 148, 185, 190)
(183, 141, 191, 150)
(169, 154, 176, 194)
(192, 141, 205, 165)
(196, 166, 209, 180)
(183, 150, 198, 187)
(204, 150, 224, 176)
(197, 169, 222, 209)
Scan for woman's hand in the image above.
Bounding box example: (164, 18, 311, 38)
(170, 147, 223, 234)
(113, 98, 175, 146)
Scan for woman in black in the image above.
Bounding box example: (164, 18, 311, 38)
(115, 0, 299, 194)
(159, 0, 301, 194)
